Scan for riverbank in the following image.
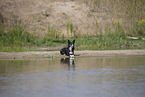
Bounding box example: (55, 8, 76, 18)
(0, 1, 145, 52)
(0, 49, 145, 60)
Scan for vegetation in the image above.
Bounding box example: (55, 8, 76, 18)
(0, 22, 144, 52)
(0, 24, 65, 52)
(0, 0, 145, 52)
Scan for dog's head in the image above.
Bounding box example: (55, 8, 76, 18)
(68, 40, 75, 57)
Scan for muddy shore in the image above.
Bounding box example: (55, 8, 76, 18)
(0, 50, 145, 60)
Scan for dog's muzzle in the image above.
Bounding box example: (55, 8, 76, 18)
(69, 52, 73, 55)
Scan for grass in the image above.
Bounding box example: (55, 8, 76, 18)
(83, 0, 145, 36)
(0, 0, 145, 52)
(76, 35, 144, 50)
(0, 21, 145, 52)
(75, 21, 145, 50)
(0, 24, 31, 52)
(67, 21, 78, 38)
(0, 24, 65, 52)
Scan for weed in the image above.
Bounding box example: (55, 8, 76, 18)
(47, 23, 61, 39)
(85, 0, 145, 36)
(75, 21, 144, 50)
(127, 20, 145, 36)
(41, 11, 50, 17)
(67, 21, 79, 39)
(0, 23, 144, 52)
(0, 24, 36, 51)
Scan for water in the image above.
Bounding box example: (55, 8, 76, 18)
(0, 56, 145, 97)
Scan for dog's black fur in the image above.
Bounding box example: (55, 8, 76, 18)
(60, 40, 75, 56)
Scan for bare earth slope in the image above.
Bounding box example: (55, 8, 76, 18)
(0, 0, 112, 36)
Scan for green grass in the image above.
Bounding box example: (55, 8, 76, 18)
(0, 24, 65, 52)
(0, 23, 145, 52)
(69, 22, 145, 50)
(0, 0, 145, 52)
(76, 35, 145, 50)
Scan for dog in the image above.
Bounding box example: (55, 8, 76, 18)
(60, 40, 75, 57)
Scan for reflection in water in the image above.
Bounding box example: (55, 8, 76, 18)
(0, 57, 145, 97)
(60, 58, 75, 70)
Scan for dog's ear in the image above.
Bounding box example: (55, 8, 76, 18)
(72, 40, 75, 44)
(68, 40, 71, 44)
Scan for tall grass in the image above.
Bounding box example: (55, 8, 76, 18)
(46, 22, 61, 39)
(76, 30, 144, 50)
(0, 23, 65, 52)
(0, 22, 144, 52)
(66, 20, 145, 50)
(84, 0, 145, 36)
(0, 24, 33, 51)
(76, 26, 128, 50)
(67, 21, 78, 38)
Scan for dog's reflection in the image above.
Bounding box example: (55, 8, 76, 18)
(60, 58, 75, 70)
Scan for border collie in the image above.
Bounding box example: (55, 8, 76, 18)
(60, 40, 75, 57)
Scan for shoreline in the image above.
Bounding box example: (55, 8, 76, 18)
(0, 49, 145, 60)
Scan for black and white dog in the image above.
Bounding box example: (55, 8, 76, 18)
(60, 40, 75, 57)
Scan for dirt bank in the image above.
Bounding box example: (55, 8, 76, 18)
(0, 50, 145, 60)
(0, 0, 121, 37)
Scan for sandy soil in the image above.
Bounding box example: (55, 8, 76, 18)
(0, 50, 145, 60)
(0, 0, 114, 36)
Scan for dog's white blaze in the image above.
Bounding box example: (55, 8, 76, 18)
(69, 52, 73, 54)
(69, 44, 73, 55)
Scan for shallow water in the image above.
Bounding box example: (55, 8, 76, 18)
(0, 56, 145, 97)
